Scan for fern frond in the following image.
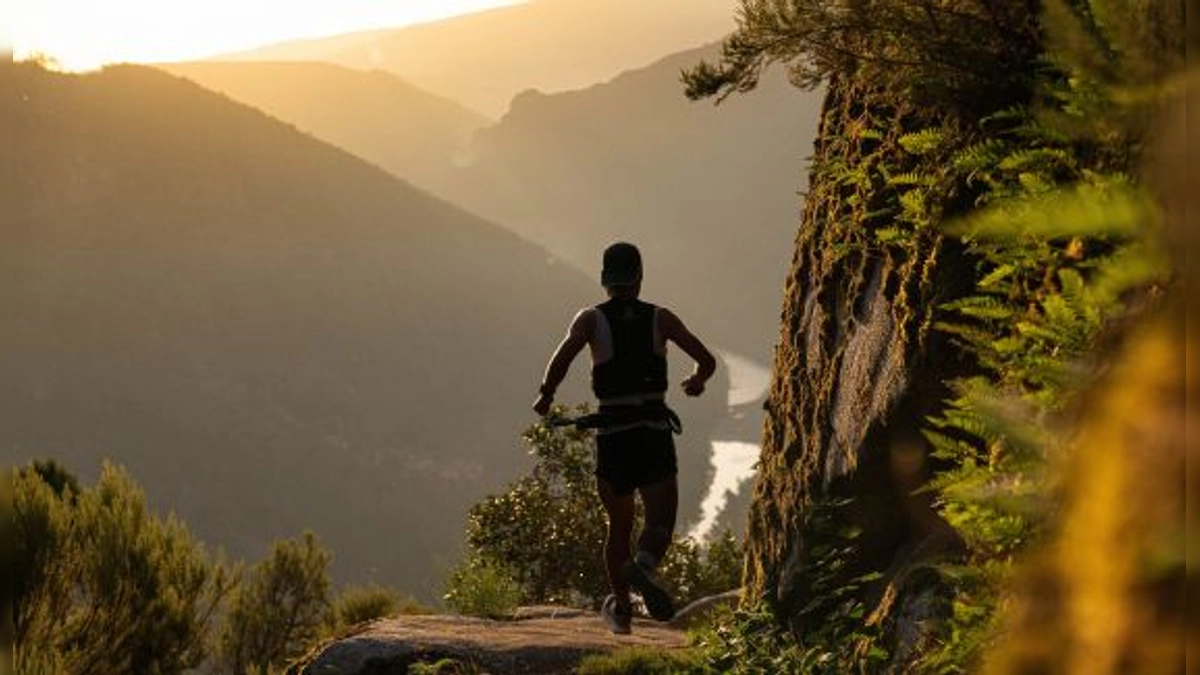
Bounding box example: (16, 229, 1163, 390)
(898, 128, 946, 155)
(978, 263, 1017, 289)
(942, 296, 1015, 321)
(953, 138, 1009, 170)
(949, 182, 1153, 238)
(886, 170, 930, 186)
(997, 147, 1076, 172)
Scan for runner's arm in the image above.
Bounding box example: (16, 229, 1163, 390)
(659, 308, 716, 397)
(533, 309, 594, 415)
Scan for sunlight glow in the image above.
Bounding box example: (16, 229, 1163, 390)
(12, 0, 524, 72)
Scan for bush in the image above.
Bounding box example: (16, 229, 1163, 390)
(658, 529, 743, 607)
(463, 411, 609, 607)
(217, 531, 332, 674)
(12, 461, 430, 673)
(328, 583, 429, 632)
(1, 467, 14, 671)
(443, 555, 522, 619)
(14, 461, 230, 675)
(459, 411, 746, 612)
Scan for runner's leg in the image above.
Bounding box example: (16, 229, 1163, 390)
(636, 476, 678, 563)
(597, 477, 635, 606)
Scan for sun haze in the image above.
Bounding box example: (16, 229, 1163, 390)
(12, 0, 524, 72)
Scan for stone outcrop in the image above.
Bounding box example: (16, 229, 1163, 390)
(288, 607, 687, 675)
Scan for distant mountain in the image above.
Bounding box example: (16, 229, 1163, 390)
(3, 62, 728, 598)
(444, 45, 824, 362)
(176, 44, 822, 363)
(159, 61, 490, 198)
(219, 0, 739, 117)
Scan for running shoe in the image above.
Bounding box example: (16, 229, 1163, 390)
(601, 594, 632, 634)
(622, 561, 675, 621)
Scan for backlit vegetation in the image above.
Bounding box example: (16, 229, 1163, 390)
(446, 407, 743, 616)
(684, 0, 1185, 671)
(13, 461, 419, 674)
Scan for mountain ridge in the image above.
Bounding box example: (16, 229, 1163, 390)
(446, 44, 823, 360)
(168, 43, 822, 364)
(218, 0, 739, 117)
(158, 60, 492, 199)
(5, 61, 736, 599)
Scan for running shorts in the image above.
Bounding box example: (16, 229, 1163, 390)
(595, 425, 677, 495)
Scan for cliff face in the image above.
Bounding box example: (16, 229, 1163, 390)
(738, 3, 1188, 669)
(744, 72, 974, 654)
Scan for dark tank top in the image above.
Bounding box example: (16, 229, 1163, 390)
(591, 298, 668, 401)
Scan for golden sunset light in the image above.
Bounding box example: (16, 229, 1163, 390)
(12, 0, 523, 71)
(9, 2, 1185, 671)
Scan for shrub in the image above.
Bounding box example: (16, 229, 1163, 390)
(460, 410, 745, 611)
(1, 467, 14, 669)
(217, 531, 332, 674)
(657, 529, 743, 607)
(443, 555, 521, 619)
(463, 410, 609, 607)
(327, 583, 429, 632)
(14, 461, 230, 675)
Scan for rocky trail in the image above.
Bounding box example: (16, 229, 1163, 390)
(289, 606, 692, 674)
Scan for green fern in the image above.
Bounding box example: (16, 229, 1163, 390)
(898, 128, 947, 155)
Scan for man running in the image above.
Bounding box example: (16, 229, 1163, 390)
(533, 242, 716, 634)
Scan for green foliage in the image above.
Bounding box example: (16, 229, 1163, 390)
(913, 1, 1181, 669)
(217, 531, 332, 674)
(1, 468, 14, 673)
(14, 462, 231, 675)
(685, 0, 1181, 672)
(443, 555, 522, 619)
(457, 407, 745, 612)
(682, 0, 1041, 111)
(326, 583, 428, 633)
(13, 461, 418, 674)
(656, 530, 744, 609)
(24, 460, 80, 499)
(898, 128, 947, 155)
(907, 562, 1009, 674)
(461, 407, 609, 607)
(692, 600, 807, 674)
(691, 500, 888, 674)
(577, 646, 709, 674)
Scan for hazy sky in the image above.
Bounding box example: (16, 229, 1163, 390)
(11, 0, 523, 71)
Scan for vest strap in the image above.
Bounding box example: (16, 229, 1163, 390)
(597, 391, 665, 407)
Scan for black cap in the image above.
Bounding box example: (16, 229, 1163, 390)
(601, 242, 642, 287)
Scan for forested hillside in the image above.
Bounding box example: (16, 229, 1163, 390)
(4, 60, 731, 598)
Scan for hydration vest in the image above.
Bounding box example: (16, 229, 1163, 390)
(591, 298, 668, 402)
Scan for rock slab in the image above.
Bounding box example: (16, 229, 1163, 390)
(290, 607, 688, 675)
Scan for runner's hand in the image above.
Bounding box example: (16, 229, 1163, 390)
(681, 374, 705, 397)
(533, 393, 553, 416)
